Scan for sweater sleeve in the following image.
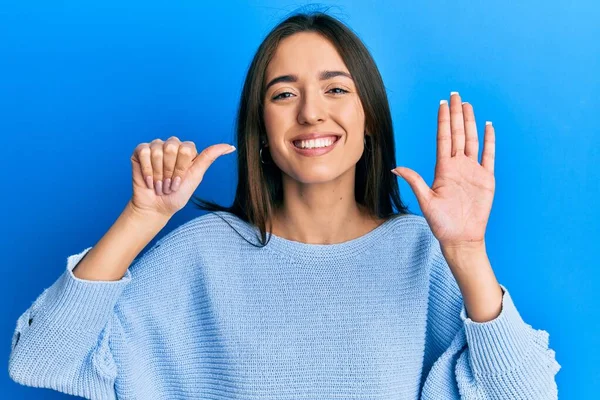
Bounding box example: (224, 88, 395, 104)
(419, 237, 561, 399)
(8, 246, 132, 400)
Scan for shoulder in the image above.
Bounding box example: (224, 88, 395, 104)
(120, 212, 249, 296)
(150, 211, 248, 249)
(159, 211, 258, 258)
(382, 213, 443, 271)
(125, 211, 245, 275)
(385, 213, 437, 249)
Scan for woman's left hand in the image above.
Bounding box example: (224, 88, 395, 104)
(391, 92, 496, 251)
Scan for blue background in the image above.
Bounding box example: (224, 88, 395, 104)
(2, 1, 598, 398)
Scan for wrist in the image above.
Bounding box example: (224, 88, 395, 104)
(124, 201, 171, 227)
(441, 241, 487, 260)
(440, 242, 489, 278)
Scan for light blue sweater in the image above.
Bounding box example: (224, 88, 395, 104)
(9, 211, 561, 399)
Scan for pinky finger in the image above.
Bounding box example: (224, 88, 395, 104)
(481, 121, 495, 174)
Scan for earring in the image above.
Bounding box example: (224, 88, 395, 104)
(260, 141, 271, 165)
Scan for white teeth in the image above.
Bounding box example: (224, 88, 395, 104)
(294, 137, 337, 149)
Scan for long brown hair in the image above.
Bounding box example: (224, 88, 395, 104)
(191, 9, 414, 246)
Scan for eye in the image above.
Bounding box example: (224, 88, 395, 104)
(271, 87, 349, 101)
(272, 92, 294, 101)
(328, 87, 349, 95)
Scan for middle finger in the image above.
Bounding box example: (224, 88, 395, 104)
(450, 91, 465, 157)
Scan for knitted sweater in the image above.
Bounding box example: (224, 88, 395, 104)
(9, 211, 561, 399)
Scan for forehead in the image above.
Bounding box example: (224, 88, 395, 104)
(265, 32, 349, 78)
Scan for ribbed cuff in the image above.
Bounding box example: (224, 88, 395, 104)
(460, 284, 534, 376)
(39, 247, 132, 334)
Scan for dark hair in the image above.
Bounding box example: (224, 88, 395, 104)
(192, 8, 414, 246)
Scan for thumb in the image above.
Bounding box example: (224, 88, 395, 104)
(187, 144, 236, 187)
(391, 167, 433, 207)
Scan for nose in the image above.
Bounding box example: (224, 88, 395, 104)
(297, 89, 326, 125)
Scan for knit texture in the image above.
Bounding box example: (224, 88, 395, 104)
(9, 211, 561, 399)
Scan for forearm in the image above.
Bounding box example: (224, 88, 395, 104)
(440, 242, 504, 323)
(72, 201, 170, 281)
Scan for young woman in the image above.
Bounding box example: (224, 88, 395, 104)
(9, 11, 560, 399)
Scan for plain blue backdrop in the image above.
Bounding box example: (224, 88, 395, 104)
(2, 1, 598, 398)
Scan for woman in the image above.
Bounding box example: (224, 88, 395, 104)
(9, 11, 560, 399)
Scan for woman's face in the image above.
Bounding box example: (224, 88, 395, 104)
(262, 32, 366, 184)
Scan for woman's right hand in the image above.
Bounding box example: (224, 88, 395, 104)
(129, 136, 236, 218)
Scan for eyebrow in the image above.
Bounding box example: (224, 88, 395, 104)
(264, 70, 353, 92)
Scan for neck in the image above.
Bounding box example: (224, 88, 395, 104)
(267, 172, 383, 244)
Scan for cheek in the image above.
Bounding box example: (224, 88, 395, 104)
(263, 105, 292, 131)
(333, 100, 365, 129)
(262, 107, 274, 129)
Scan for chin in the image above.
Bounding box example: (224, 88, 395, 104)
(286, 167, 352, 184)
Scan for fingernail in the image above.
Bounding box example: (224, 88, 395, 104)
(486, 121, 492, 126)
(224, 145, 236, 155)
(145, 176, 154, 190)
(390, 169, 400, 177)
(164, 178, 172, 193)
(440, 100, 448, 105)
(171, 176, 181, 191)
(451, 91, 459, 96)
(155, 180, 163, 196)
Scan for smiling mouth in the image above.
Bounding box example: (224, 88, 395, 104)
(292, 136, 340, 149)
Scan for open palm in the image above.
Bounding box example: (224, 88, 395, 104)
(392, 92, 496, 249)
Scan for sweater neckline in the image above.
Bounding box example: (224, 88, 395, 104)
(220, 211, 404, 261)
